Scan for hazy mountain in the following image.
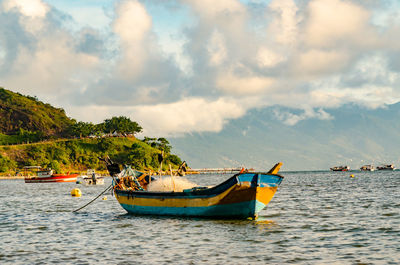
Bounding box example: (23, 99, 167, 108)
(170, 103, 400, 171)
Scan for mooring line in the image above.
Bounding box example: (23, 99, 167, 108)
(72, 183, 113, 213)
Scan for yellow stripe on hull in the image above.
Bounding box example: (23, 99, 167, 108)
(115, 184, 278, 208)
(112, 168, 284, 218)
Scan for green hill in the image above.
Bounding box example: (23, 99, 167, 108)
(0, 87, 74, 138)
(0, 137, 183, 174)
(0, 87, 183, 174)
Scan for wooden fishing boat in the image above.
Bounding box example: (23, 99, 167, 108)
(25, 169, 78, 183)
(104, 159, 284, 219)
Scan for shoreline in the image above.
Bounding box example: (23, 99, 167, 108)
(0, 176, 25, 180)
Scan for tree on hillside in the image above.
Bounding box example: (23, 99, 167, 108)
(165, 154, 182, 166)
(100, 116, 142, 135)
(67, 121, 95, 137)
(129, 143, 152, 167)
(142, 137, 172, 154)
(98, 138, 114, 152)
(17, 128, 44, 142)
(142, 136, 156, 145)
(155, 138, 171, 153)
(0, 154, 17, 172)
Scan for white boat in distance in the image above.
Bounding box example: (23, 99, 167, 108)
(360, 165, 375, 171)
(376, 164, 395, 171)
(78, 169, 105, 185)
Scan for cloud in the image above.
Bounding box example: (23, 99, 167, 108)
(2, 0, 49, 18)
(2, 0, 50, 36)
(216, 67, 276, 95)
(257, 47, 285, 68)
(0, 0, 100, 103)
(185, 0, 245, 19)
(294, 49, 350, 76)
(77, 0, 184, 106)
(113, 0, 152, 80)
(1, 0, 400, 136)
(207, 29, 227, 66)
(304, 0, 374, 48)
(273, 107, 333, 126)
(66, 97, 247, 136)
(267, 0, 299, 45)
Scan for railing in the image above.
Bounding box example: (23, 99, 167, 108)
(187, 168, 244, 174)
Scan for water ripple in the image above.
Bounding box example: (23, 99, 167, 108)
(0, 172, 400, 264)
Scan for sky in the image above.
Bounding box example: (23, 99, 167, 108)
(1, 0, 400, 136)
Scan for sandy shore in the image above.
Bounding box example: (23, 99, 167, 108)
(0, 176, 25, 180)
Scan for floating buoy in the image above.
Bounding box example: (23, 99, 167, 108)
(102, 196, 107, 201)
(350, 174, 355, 178)
(71, 188, 82, 197)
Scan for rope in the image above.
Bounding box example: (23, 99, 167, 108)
(72, 183, 113, 213)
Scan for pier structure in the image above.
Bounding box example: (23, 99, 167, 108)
(187, 168, 246, 174)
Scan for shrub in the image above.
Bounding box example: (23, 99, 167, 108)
(0, 155, 17, 172)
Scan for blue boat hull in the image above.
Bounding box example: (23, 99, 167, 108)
(114, 172, 283, 219)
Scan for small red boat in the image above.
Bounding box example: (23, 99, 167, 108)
(25, 169, 78, 183)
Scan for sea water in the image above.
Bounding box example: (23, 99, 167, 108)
(0, 171, 399, 264)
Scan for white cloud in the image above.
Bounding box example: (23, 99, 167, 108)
(216, 68, 275, 95)
(274, 107, 333, 126)
(67, 97, 247, 136)
(257, 48, 285, 68)
(310, 85, 400, 109)
(1, 0, 400, 135)
(0, 0, 100, 102)
(113, 0, 152, 80)
(2, 0, 49, 18)
(185, 0, 245, 19)
(295, 49, 350, 76)
(304, 0, 373, 48)
(2, 0, 50, 33)
(207, 30, 227, 66)
(268, 0, 299, 45)
(134, 97, 246, 136)
(6, 34, 99, 88)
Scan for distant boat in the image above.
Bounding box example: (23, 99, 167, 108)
(330, 166, 350, 171)
(103, 158, 284, 219)
(25, 169, 78, 183)
(78, 169, 104, 185)
(376, 164, 395, 171)
(360, 165, 375, 171)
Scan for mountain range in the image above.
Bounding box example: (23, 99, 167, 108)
(170, 103, 400, 171)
